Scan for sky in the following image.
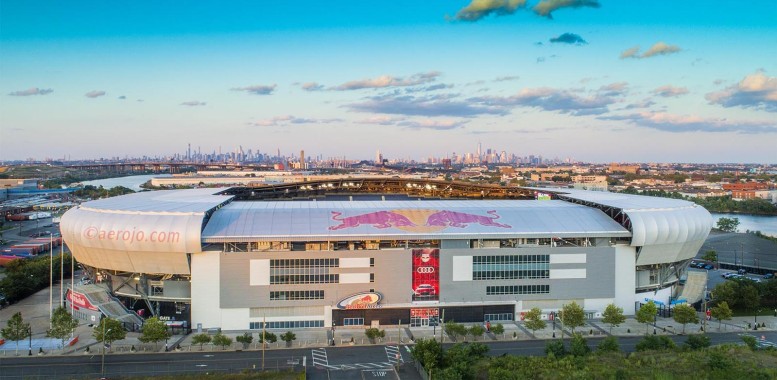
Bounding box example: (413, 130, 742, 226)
(1, 1, 776, 163)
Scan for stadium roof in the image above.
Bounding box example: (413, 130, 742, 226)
(201, 199, 632, 242)
(78, 188, 233, 214)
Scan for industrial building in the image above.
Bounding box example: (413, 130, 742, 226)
(59, 179, 713, 331)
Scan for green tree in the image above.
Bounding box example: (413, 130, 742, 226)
(739, 284, 761, 323)
(468, 324, 485, 341)
(561, 302, 586, 335)
(192, 333, 211, 350)
(1, 312, 30, 356)
(364, 328, 385, 343)
(93, 318, 126, 350)
(443, 321, 466, 341)
(602, 303, 626, 334)
(211, 332, 232, 350)
(258, 331, 277, 344)
(411, 338, 443, 376)
(280, 331, 296, 346)
(672, 304, 699, 334)
(47, 306, 79, 349)
(490, 323, 504, 336)
(138, 317, 171, 349)
(712, 281, 739, 308)
(636, 301, 658, 335)
(711, 301, 733, 330)
(236, 332, 253, 349)
(741, 335, 758, 351)
(524, 308, 547, 334)
(702, 250, 718, 263)
(716, 217, 740, 232)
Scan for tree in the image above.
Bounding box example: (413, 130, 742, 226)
(636, 301, 658, 335)
(365, 328, 386, 343)
(257, 331, 277, 344)
(468, 324, 485, 341)
(544, 340, 566, 358)
(523, 308, 546, 334)
(280, 331, 296, 347)
(411, 338, 443, 375)
(602, 304, 626, 334)
(211, 333, 232, 350)
(192, 333, 211, 350)
(236, 332, 253, 349)
(672, 304, 699, 334)
(561, 302, 585, 334)
(716, 217, 740, 232)
(711, 301, 733, 330)
(1, 312, 30, 356)
(712, 281, 739, 308)
(138, 317, 171, 349)
(490, 323, 504, 336)
(702, 250, 718, 263)
(93, 318, 126, 350)
(47, 306, 79, 349)
(443, 321, 466, 341)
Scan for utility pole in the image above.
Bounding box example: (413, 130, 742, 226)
(439, 309, 445, 344)
(398, 319, 402, 344)
(262, 314, 266, 371)
(703, 282, 708, 332)
(60, 243, 63, 307)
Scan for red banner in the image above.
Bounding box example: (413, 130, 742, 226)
(411, 308, 439, 318)
(66, 289, 98, 311)
(412, 249, 439, 301)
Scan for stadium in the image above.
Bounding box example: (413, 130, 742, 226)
(59, 179, 713, 331)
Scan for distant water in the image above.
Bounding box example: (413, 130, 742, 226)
(711, 212, 777, 237)
(80, 174, 170, 192)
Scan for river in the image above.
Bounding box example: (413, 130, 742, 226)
(711, 212, 777, 237)
(80, 174, 170, 192)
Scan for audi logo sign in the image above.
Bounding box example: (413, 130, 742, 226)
(416, 267, 435, 273)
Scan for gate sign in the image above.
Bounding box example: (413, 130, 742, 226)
(410, 308, 439, 318)
(66, 289, 98, 311)
(337, 292, 383, 309)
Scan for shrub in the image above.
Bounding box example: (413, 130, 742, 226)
(545, 340, 566, 358)
(597, 336, 620, 353)
(570, 333, 591, 357)
(684, 334, 711, 350)
(636, 335, 676, 351)
(236, 333, 253, 345)
(365, 328, 385, 341)
(742, 335, 758, 351)
(490, 323, 505, 335)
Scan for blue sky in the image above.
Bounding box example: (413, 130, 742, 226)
(1, 1, 776, 163)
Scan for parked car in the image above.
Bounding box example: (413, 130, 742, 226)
(722, 272, 736, 279)
(763, 273, 774, 279)
(703, 264, 714, 270)
(738, 269, 747, 275)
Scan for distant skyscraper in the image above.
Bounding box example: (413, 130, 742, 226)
(300, 150, 305, 169)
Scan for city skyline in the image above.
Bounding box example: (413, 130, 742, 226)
(1, 1, 776, 163)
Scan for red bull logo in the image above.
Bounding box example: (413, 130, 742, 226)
(328, 209, 511, 232)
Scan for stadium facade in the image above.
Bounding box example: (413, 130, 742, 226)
(60, 184, 712, 330)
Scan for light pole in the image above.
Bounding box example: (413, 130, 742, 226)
(49, 232, 53, 328)
(28, 326, 32, 356)
(101, 324, 112, 378)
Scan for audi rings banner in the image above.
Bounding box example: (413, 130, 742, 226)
(412, 248, 439, 301)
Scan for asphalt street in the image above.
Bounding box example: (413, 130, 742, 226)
(1, 331, 774, 379)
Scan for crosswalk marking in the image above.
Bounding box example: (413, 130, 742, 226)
(385, 345, 404, 365)
(312, 348, 338, 369)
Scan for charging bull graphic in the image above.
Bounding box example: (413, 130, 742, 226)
(328, 211, 416, 230)
(426, 210, 511, 228)
(328, 209, 511, 231)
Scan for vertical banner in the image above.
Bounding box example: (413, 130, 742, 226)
(412, 248, 439, 301)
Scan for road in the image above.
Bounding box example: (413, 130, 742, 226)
(1, 331, 774, 379)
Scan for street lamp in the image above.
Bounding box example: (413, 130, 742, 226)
(755, 309, 761, 331)
(101, 324, 112, 378)
(28, 326, 32, 356)
(49, 232, 53, 328)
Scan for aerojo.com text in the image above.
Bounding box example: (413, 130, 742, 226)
(83, 226, 181, 244)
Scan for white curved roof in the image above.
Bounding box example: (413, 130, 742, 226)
(61, 189, 232, 274)
(535, 188, 714, 265)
